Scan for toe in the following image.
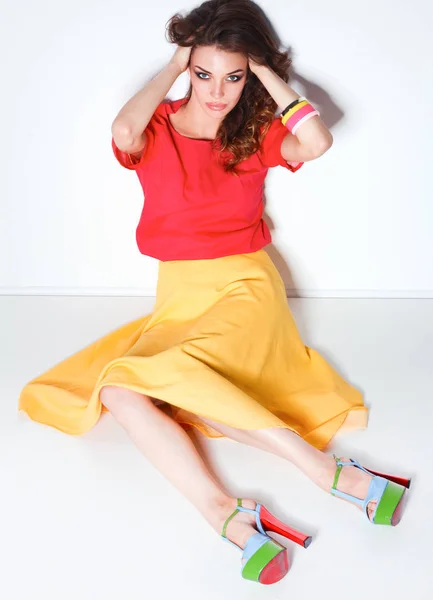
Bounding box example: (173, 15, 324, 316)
(367, 501, 377, 521)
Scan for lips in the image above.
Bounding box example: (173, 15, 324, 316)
(206, 102, 228, 110)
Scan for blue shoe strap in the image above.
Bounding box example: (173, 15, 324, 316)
(331, 462, 389, 518)
(347, 458, 374, 477)
(221, 500, 267, 550)
(255, 504, 266, 535)
(334, 454, 373, 475)
(363, 476, 388, 520)
(331, 487, 364, 507)
(332, 457, 375, 506)
(221, 534, 242, 551)
(336, 458, 370, 474)
(333, 456, 376, 484)
(236, 504, 266, 536)
(242, 533, 271, 563)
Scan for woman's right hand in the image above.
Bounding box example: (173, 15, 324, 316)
(169, 45, 193, 74)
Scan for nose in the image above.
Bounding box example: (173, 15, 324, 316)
(210, 81, 224, 100)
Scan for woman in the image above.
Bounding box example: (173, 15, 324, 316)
(19, 0, 409, 586)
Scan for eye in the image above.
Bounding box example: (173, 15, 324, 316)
(194, 72, 243, 82)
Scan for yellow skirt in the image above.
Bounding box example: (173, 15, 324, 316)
(19, 250, 368, 449)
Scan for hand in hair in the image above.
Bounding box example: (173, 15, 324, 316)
(170, 45, 193, 74)
(248, 55, 265, 75)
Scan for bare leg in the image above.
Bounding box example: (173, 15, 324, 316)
(198, 417, 376, 518)
(100, 387, 257, 548)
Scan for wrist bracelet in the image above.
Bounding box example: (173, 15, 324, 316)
(281, 99, 320, 134)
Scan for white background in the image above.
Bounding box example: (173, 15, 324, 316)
(2, 0, 432, 297)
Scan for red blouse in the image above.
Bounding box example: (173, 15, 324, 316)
(111, 97, 303, 261)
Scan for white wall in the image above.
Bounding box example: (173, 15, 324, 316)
(2, 0, 432, 298)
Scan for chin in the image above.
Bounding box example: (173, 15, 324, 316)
(208, 109, 228, 118)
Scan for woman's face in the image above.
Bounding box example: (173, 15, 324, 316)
(188, 45, 248, 118)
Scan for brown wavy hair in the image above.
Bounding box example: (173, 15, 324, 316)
(166, 0, 292, 173)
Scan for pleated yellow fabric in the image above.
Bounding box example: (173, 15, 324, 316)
(19, 250, 368, 449)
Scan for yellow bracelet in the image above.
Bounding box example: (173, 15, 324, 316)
(281, 100, 309, 127)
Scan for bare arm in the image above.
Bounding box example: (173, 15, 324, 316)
(112, 46, 192, 154)
(249, 59, 333, 162)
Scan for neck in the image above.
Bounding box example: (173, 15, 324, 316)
(182, 93, 224, 139)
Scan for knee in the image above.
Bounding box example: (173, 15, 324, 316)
(100, 385, 153, 417)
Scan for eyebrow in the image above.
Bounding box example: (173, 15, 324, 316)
(194, 65, 245, 75)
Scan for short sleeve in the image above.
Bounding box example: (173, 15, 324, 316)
(111, 119, 157, 170)
(258, 118, 303, 172)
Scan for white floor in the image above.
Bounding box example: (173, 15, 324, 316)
(1, 296, 433, 600)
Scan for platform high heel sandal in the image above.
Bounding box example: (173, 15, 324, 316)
(221, 499, 312, 585)
(331, 456, 411, 526)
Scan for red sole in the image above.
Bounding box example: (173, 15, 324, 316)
(259, 550, 289, 585)
(391, 489, 407, 526)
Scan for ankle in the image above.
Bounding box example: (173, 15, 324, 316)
(317, 454, 339, 492)
(204, 495, 238, 533)
(206, 496, 257, 540)
(325, 456, 377, 520)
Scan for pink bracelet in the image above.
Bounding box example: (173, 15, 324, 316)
(284, 103, 319, 134)
(291, 110, 320, 135)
